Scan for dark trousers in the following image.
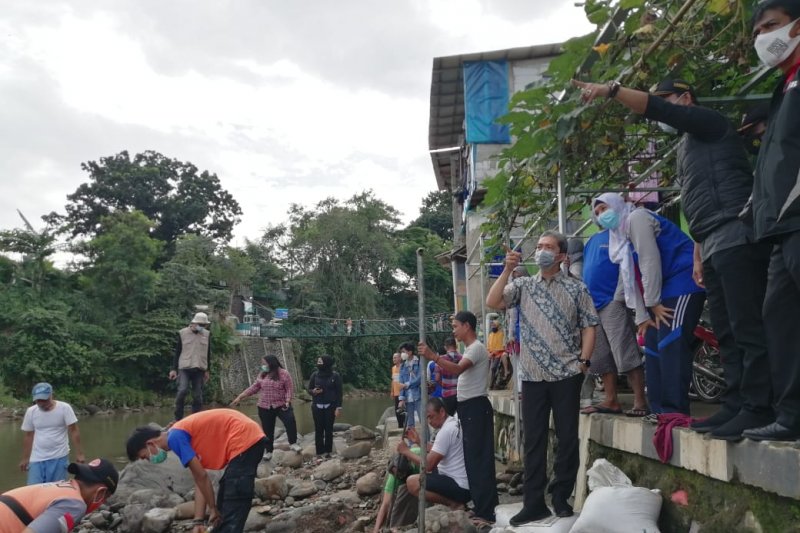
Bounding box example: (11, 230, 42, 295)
(703, 242, 773, 415)
(312, 404, 336, 455)
(215, 437, 267, 533)
(257, 406, 298, 453)
(521, 374, 582, 511)
(393, 396, 406, 428)
(763, 232, 800, 429)
(457, 396, 498, 521)
(175, 368, 205, 420)
(643, 292, 705, 414)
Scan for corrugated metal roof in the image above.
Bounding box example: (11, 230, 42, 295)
(428, 43, 563, 190)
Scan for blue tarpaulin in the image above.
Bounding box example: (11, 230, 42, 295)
(463, 60, 511, 144)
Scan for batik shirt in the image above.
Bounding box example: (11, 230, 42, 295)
(503, 271, 599, 382)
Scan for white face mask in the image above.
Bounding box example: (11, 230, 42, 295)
(400, 352, 409, 361)
(754, 18, 800, 68)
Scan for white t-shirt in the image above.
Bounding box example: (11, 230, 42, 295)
(457, 340, 490, 401)
(21, 401, 78, 461)
(431, 415, 469, 490)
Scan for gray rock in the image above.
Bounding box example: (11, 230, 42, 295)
(111, 455, 223, 506)
(128, 489, 184, 509)
(89, 514, 108, 528)
(355, 472, 382, 496)
(120, 503, 147, 533)
(313, 479, 327, 491)
(141, 508, 175, 533)
(244, 508, 270, 531)
(301, 445, 317, 460)
(174, 501, 195, 520)
(313, 459, 345, 481)
(288, 481, 318, 499)
(285, 496, 295, 505)
(332, 422, 352, 432)
(277, 451, 303, 469)
(331, 489, 361, 505)
(257, 462, 272, 478)
(255, 475, 288, 500)
(346, 425, 375, 441)
(339, 441, 372, 460)
(424, 506, 477, 533)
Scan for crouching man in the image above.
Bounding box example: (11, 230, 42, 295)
(126, 409, 267, 533)
(397, 398, 470, 510)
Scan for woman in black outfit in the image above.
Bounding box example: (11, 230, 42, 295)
(307, 355, 343, 456)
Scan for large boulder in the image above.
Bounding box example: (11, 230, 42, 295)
(141, 508, 175, 533)
(330, 489, 362, 505)
(339, 441, 372, 460)
(288, 480, 318, 499)
(128, 489, 184, 509)
(346, 425, 375, 442)
(255, 475, 289, 500)
(355, 472, 382, 496)
(112, 454, 222, 504)
(244, 508, 270, 531)
(274, 450, 303, 469)
(332, 422, 352, 432)
(119, 503, 148, 533)
(313, 459, 345, 482)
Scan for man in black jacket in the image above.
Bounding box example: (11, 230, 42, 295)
(571, 77, 774, 440)
(742, 0, 800, 442)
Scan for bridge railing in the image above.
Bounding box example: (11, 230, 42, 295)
(236, 315, 453, 339)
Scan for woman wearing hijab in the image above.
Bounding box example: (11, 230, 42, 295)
(592, 193, 704, 418)
(231, 355, 301, 460)
(307, 355, 343, 456)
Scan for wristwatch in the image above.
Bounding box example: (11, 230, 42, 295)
(607, 80, 621, 99)
(578, 358, 592, 368)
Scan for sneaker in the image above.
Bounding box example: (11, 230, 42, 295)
(643, 413, 659, 424)
(290, 443, 302, 453)
(509, 506, 551, 526)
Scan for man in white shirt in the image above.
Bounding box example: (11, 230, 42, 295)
(19, 383, 85, 485)
(397, 398, 470, 509)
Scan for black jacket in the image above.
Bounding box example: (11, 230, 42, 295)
(307, 370, 343, 409)
(753, 67, 800, 241)
(644, 96, 754, 242)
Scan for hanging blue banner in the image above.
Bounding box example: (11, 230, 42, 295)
(463, 60, 511, 144)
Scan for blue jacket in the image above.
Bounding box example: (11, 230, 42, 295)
(398, 357, 421, 402)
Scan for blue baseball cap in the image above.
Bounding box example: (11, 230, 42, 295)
(32, 382, 53, 401)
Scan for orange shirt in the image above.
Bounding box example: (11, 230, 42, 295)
(391, 364, 403, 397)
(0, 480, 85, 533)
(170, 409, 265, 470)
(487, 330, 505, 354)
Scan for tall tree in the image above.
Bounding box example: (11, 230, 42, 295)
(49, 150, 242, 252)
(408, 190, 454, 241)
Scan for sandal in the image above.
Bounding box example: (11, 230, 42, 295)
(470, 517, 494, 532)
(624, 407, 649, 417)
(580, 404, 623, 415)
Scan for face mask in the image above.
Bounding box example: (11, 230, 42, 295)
(658, 121, 678, 134)
(400, 352, 409, 361)
(534, 249, 556, 268)
(261, 365, 269, 372)
(148, 444, 168, 464)
(597, 209, 620, 230)
(754, 18, 800, 67)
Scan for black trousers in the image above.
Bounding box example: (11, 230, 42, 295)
(257, 406, 298, 453)
(521, 374, 583, 510)
(703, 242, 773, 415)
(763, 231, 800, 429)
(215, 437, 267, 533)
(175, 368, 205, 420)
(393, 396, 406, 428)
(312, 404, 336, 455)
(457, 396, 498, 522)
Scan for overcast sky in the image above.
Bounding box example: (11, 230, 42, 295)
(1, 0, 594, 246)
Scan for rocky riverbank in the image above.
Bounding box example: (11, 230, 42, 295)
(67, 408, 530, 533)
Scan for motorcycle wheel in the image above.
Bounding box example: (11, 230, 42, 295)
(692, 341, 724, 403)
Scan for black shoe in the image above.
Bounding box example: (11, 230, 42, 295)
(742, 422, 800, 441)
(691, 409, 736, 433)
(553, 500, 573, 518)
(510, 506, 552, 526)
(711, 412, 775, 442)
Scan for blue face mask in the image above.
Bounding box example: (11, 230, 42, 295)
(261, 365, 269, 372)
(148, 444, 168, 464)
(597, 209, 620, 230)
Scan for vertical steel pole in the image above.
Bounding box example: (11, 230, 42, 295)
(416, 248, 428, 532)
(557, 171, 568, 233)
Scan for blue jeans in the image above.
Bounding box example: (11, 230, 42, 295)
(405, 400, 419, 428)
(27, 455, 68, 484)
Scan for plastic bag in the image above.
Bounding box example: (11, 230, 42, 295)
(586, 458, 632, 491)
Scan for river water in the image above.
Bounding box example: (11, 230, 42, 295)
(0, 396, 392, 492)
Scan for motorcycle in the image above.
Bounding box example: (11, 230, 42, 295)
(690, 319, 725, 403)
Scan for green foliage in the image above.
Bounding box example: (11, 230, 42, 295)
(481, 0, 768, 246)
(408, 190, 454, 241)
(49, 150, 242, 253)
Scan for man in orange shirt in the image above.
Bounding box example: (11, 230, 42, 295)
(126, 409, 266, 533)
(0, 458, 118, 533)
(390, 352, 406, 428)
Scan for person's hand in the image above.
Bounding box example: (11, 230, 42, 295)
(649, 303, 674, 328)
(398, 400, 405, 409)
(19, 458, 29, 472)
(168, 370, 177, 381)
(571, 79, 610, 104)
(208, 507, 221, 527)
(417, 342, 434, 360)
(503, 247, 522, 272)
(396, 439, 409, 454)
(192, 525, 204, 533)
(692, 261, 705, 288)
(637, 319, 656, 338)
(578, 361, 589, 374)
(335, 407, 342, 419)
(282, 402, 291, 411)
(203, 371, 210, 384)
(230, 398, 240, 407)
(75, 452, 86, 464)
(312, 387, 322, 395)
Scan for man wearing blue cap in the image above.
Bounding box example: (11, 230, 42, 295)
(19, 383, 85, 485)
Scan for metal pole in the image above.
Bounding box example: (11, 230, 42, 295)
(416, 248, 428, 532)
(479, 235, 488, 338)
(557, 171, 568, 233)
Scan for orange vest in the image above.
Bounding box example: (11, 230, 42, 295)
(0, 480, 85, 533)
(391, 364, 403, 397)
(172, 409, 264, 470)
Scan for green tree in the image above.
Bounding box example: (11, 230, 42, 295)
(49, 150, 242, 253)
(408, 190, 454, 241)
(0, 221, 60, 295)
(83, 211, 162, 319)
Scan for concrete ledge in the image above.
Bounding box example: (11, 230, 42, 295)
(489, 391, 800, 501)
